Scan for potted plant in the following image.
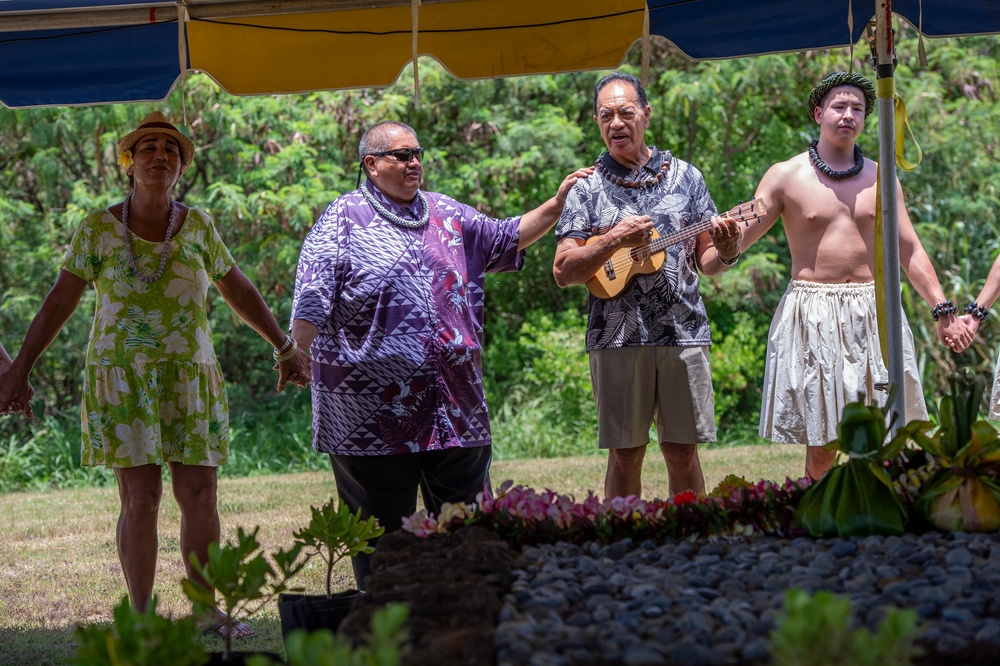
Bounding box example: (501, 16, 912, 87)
(74, 595, 207, 666)
(183, 526, 305, 664)
(910, 370, 1000, 531)
(277, 498, 383, 638)
(281, 603, 409, 666)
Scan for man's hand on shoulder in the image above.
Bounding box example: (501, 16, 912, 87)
(554, 166, 595, 206)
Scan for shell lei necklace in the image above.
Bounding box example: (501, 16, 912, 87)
(121, 192, 178, 283)
(594, 153, 670, 189)
(808, 140, 864, 180)
(360, 182, 430, 229)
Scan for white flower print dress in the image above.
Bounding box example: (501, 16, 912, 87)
(61, 207, 235, 468)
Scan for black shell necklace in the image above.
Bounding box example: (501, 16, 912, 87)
(808, 140, 864, 180)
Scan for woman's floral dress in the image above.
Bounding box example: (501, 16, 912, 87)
(62, 207, 235, 468)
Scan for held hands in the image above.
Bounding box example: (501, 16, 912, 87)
(939, 314, 974, 353)
(274, 347, 311, 392)
(0, 371, 35, 418)
(959, 313, 981, 336)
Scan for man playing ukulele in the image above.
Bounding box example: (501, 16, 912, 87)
(553, 72, 742, 500)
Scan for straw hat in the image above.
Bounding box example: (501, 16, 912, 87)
(808, 71, 876, 119)
(117, 112, 195, 173)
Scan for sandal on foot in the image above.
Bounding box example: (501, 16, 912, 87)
(203, 617, 255, 640)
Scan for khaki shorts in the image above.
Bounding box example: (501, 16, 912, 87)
(589, 346, 716, 449)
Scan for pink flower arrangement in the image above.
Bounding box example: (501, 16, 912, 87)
(402, 475, 813, 547)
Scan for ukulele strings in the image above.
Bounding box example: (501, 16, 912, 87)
(603, 202, 758, 273)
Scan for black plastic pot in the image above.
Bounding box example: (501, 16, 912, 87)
(277, 589, 362, 638)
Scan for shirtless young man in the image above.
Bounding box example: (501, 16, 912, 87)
(740, 71, 973, 480)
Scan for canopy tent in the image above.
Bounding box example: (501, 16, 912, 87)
(649, 0, 1000, 60)
(2, 0, 999, 422)
(0, 0, 648, 108)
(1, 1, 999, 108)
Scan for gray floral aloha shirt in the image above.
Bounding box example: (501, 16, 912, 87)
(555, 148, 718, 351)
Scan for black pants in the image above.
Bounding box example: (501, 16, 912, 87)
(330, 445, 493, 590)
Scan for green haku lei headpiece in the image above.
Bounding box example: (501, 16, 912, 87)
(808, 71, 877, 119)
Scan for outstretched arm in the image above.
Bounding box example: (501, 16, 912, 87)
(0, 341, 32, 416)
(895, 180, 973, 352)
(517, 167, 594, 250)
(961, 252, 1000, 336)
(741, 163, 787, 253)
(0, 270, 86, 416)
(290, 318, 319, 353)
(215, 266, 310, 391)
(0, 342, 12, 375)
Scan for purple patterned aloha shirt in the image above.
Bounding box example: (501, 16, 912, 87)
(292, 181, 525, 456)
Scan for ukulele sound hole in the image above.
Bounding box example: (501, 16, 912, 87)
(630, 247, 650, 263)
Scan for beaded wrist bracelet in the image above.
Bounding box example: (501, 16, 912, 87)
(931, 301, 958, 322)
(718, 252, 741, 267)
(964, 301, 990, 322)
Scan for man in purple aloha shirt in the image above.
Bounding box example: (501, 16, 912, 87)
(290, 121, 591, 588)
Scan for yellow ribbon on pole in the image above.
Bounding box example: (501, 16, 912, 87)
(881, 78, 923, 172)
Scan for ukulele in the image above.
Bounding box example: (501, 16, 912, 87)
(585, 198, 766, 299)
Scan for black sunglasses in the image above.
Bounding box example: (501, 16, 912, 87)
(356, 147, 426, 187)
(370, 147, 424, 163)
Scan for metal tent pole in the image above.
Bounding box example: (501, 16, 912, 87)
(875, 1, 907, 432)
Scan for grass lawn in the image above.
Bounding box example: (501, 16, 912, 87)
(0, 444, 803, 665)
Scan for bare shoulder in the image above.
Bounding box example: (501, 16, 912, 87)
(762, 152, 811, 182)
(756, 152, 811, 205)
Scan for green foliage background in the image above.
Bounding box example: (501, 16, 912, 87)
(2, 30, 999, 489)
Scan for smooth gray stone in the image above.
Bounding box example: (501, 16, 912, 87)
(831, 541, 858, 557)
(740, 638, 770, 662)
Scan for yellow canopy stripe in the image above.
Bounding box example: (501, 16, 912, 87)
(187, 0, 646, 96)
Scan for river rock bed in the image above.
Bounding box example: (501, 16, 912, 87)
(495, 532, 1000, 666)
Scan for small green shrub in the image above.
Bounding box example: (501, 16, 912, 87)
(273, 603, 410, 666)
(183, 526, 304, 661)
(293, 499, 384, 597)
(73, 595, 206, 666)
(484, 309, 598, 458)
(769, 589, 922, 666)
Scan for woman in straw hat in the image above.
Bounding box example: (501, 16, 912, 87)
(0, 112, 309, 636)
